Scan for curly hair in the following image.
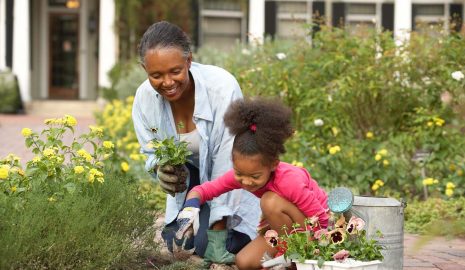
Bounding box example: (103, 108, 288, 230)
(224, 97, 294, 165)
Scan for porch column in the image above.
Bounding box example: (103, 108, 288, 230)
(98, 0, 117, 88)
(0, 0, 6, 70)
(249, 0, 265, 44)
(394, 0, 412, 43)
(12, 0, 30, 102)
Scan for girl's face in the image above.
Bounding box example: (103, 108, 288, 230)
(142, 47, 192, 102)
(232, 151, 278, 193)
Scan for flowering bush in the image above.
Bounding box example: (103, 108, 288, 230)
(0, 115, 115, 199)
(270, 214, 383, 267)
(195, 26, 465, 200)
(0, 115, 160, 269)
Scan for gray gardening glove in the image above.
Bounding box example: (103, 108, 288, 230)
(156, 164, 188, 197)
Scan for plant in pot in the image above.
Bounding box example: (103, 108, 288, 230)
(270, 213, 384, 270)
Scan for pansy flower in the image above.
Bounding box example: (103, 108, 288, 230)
(333, 249, 350, 262)
(329, 228, 346, 244)
(347, 216, 366, 234)
(264, 230, 279, 247)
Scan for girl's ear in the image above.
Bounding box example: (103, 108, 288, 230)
(271, 159, 280, 171)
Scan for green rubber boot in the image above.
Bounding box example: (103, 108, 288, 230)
(203, 230, 235, 264)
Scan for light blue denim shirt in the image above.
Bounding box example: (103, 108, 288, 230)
(132, 62, 261, 240)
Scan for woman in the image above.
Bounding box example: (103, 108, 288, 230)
(132, 21, 261, 264)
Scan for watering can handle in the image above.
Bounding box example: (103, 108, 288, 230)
(327, 187, 369, 223)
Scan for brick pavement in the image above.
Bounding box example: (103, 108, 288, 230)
(1, 113, 465, 270)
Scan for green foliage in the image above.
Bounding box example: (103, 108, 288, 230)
(150, 136, 192, 167)
(0, 166, 158, 269)
(196, 27, 465, 200)
(282, 215, 383, 267)
(0, 69, 22, 113)
(405, 197, 465, 236)
(114, 0, 193, 61)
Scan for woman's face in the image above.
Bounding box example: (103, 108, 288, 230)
(142, 47, 192, 102)
(232, 151, 278, 193)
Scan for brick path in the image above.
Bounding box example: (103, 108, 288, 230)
(1, 113, 465, 270)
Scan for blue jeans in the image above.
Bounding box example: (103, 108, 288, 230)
(161, 163, 251, 256)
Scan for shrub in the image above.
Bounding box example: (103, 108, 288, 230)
(195, 27, 465, 200)
(0, 115, 161, 269)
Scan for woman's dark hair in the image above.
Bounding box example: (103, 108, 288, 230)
(224, 97, 294, 165)
(138, 21, 191, 64)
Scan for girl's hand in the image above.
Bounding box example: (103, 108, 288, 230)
(175, 206, 200, 239)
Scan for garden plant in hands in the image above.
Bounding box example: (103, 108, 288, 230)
(149, 123, 192, 197)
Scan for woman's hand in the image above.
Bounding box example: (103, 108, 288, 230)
(156, 164, 188, 196)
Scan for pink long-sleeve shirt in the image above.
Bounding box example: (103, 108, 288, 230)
(191, 161, 329, 227)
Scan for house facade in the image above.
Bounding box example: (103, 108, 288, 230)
(0, 0, 463, 108)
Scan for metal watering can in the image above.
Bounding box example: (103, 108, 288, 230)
(328, 187, 406, 270)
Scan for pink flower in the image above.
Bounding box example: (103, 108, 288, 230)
(308, 216, 319, 226)
(264, 230, 279, 247)
(333, 249, 350, 262)
(347, 216, 365, 234)
(314, 229, 328, 240)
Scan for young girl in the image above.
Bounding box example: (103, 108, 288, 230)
(176, 98, 329, 269)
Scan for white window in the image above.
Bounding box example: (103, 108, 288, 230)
(276, 1, 313, 39)
(413, 4, 447, 35)
(345, 3, 379, 35)
(199, 0, 247, 50)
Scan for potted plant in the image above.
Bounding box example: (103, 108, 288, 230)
(267, 213, 384, 270)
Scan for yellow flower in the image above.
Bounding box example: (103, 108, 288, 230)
(74, 166, 85, 174)
(378, 149, 388, 156)
(383, 160, 390, 166)
(121, 162, 130, 172)
(433, 117, 445, 127)
(329, 145, 341, 155)
(422, 178, 435, 186)
(103, 141, 114, 149)
(48, 196, 56, 202)
(89, 125, 104, 137)
(32, 156, 41, 163)
(366, 132, 374, 139)
(43, 148, 55, 157)
(64, 115, 77, 126)
(21, 128, 33, 137)
(427, 121, 433, 127)
(130, 154, 140, 161)
(331, 127, 339, 137)
(375, 179, 385, 186)
(97, 177, 105, 183)
(375, 154, 382, 161)
(371, 183, 380, 191)
(446, 182, 456, 189)
(0, 167, 9, 179)
(445, 188, 454, 197)
(10, 185, 17, 193)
